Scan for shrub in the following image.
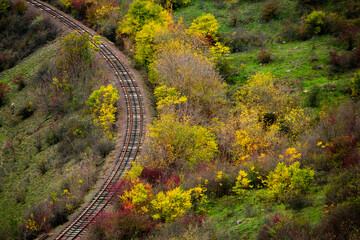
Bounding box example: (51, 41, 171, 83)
(325, 167, 360, 205)
(17, 101, 35, 120)
(261, 0, 279, 22)
(142, 114, 218, 170)
(88, 209, 156, 240)
(187, 13, 219, 43)
(0, 82, 10, 105)
(151, 187, 192, 222)
(305, 85, 321, 107)
(343, 0, 360, 19)
(351, 70, 360, 98)
(221, 29, 267, 53)
(12, 75, 26, 91)
(87, 85, 119, 139)
(263, 162, 315, 203)
(257, 213, 312, 240)
(329, 50, 352, 71)
(314, 201, 360, 240)
(158, 0, 190, 10)
(340, 26, 359, 51)
(232, 170, 251, 198)
(140, 167, 164, 185)
(326, 135, 360, 168)
(305, 10, 326, 35)
(13, 1, 27, 15)
(257, 47, 272, 64)
(119, 179, 153, 213)
(323, 12, 346, 35)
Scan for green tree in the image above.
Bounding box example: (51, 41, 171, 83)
(59, 31, 100, 69)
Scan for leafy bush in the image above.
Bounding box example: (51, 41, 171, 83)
(158, 0, 190, 10)
(351, 70, 360, 98)
(261, 0, 279, 22)
(17, 101, 35, 120)
(0, 82, 10, 106)
(142, 114, 218, 170)
(257, 213, 312, 240)
(220, 29, 267, 52)
(151, 187, 192, 222)
(187, 13, 219, 43)
(87, 84, 119, 139)
(314, 201, 360, 240)
(12, 75, 26, 91)
(343, 0, 360, 19)
(88, 209, 155, 240)
(325, 167, 360, 205)
(305, 10, 326, 35)
(263, 162, 315, 203)
(305, 85, 321, 108)
(340, 26, 359, 51)
(257, 47, 272, 64)
(232, 170, 251, 198)
(329, 46, 360, 72)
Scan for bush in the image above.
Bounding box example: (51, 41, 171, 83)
(220, 29, 267, 53)
(0, 82, 10, 105)
(151, 187, 192, 222)
(261, 0, 279, 22)
(257, 213, 312, 240)
(17, 101, 35, 120)
(340, 26, 359, 51)
(263, 162, 315, 203)
(305, 85, 321, 108)
(343, 0, 360, 19)
(323, 12, 346, 35)
(257, 47, 272, 64)
(305, 10, 326, 35)
(351, 70, 360, 98)
(325, 168, 360, 205)
(13, 1, 27, 15)
(314, 201, 360, 240)
(88, 209, 156, 240)
(12, 75, 26, 91)
(329, 50, 353, 71)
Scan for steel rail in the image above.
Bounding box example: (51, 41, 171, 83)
(25, 0, 145, 239)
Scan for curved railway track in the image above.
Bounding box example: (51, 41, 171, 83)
(25, 0, 145, 238)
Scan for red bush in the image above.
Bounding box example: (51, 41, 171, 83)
(0, 82, 10, 105)
(88, 209, 155, 240)
(340, 26, 359, 51)
(140, 167, 164, 185)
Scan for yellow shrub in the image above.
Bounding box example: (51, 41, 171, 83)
(151, 187, 192, 221)
(86, 85, 119, 139)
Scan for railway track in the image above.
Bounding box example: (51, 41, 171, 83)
(24, 0, 145, 239)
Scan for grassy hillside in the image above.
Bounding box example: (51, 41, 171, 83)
(0, 31, 116, 240)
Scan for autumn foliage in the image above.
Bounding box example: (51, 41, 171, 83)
(87, 85, 119, 139)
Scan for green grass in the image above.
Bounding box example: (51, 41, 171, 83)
(207, 188, 325, 239)
(174, 0, 354, 109)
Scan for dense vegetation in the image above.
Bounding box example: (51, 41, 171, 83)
(1, 0, 360, 239)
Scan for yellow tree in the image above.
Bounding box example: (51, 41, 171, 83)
(86, 85, 119, 139)
(141, 114, 218, 170)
